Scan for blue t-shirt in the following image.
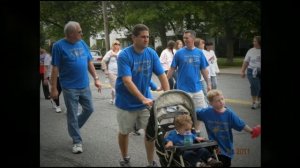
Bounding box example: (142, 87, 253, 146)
(51, 39, 92, 89)
(164, 129, 197, 146)
(149, 80, 158, 91)
(115, 46, 164, 110)
(196, 107, 246, 159)
(171, 47, 209, 92)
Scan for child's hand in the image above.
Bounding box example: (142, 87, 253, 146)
(196, 137, 206, 142)
(251, 125, 261, 139)
(165, 141, 173, 148)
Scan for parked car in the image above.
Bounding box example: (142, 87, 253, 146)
(90, 50, 103, 69)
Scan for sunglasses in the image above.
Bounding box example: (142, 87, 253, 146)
(114, 43, 120, 45)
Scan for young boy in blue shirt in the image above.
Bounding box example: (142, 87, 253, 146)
(196, 89, 261, 167)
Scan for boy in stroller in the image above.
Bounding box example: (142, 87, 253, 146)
(164, 114, 223, 167)
(145, 90, 222, 167)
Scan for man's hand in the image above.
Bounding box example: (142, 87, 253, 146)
(95, 80, 102, 93)
(142, 98, 153, 108)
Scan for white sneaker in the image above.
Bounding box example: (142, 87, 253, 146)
(55, 106, 62, 113)
(110, 99, 115, 105)
(72, 144, 83, 154)
(251, 103, 258, 109)
(50, 99, 57, 109)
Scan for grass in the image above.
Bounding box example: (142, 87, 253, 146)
(217, 57, 244, 68)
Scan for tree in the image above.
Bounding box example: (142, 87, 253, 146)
(110, 1, 196, 49)
(201, 1, 261, 63)
(40, 1, 104, 46)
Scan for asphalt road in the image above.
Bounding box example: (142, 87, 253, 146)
(40, 70, 261, 167)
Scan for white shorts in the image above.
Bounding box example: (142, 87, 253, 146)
(108, 73, 117, 92)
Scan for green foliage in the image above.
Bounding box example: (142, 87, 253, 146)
(203, 1, 261, 39)
(40, 1, 104, 43)
(40, 1, 260, 56)
(217, 57, 244, 68)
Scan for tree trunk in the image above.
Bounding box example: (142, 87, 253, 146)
(225, 25, 234, 64)
(158, 23, 167, 49)
(102, 1, 110, 53)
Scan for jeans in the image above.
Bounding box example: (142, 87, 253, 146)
(210, 76, 217, 89)
(183, 148, 212, 166)
(40, 73, 50, 99)
(62, 87, 94, 144)
(217, 154, 231, 167)
(247, 68, 261, 97)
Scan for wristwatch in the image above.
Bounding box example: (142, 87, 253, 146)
(94, 76, 99, 80)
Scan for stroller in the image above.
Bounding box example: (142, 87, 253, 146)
(146, 90, 220, 167)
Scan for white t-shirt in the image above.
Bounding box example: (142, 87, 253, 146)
(244, 48, 261, 69)
(207, 50, 219, 76)
(159, 48, 175, 71)
(201, 49, 212, 78)
(102, 50, 121, 74)
(43, 54, 52, 78)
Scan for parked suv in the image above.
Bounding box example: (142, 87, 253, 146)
(90, 50, 103, 69)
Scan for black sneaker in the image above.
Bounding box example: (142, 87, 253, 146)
(119, 156, 131, 167)
(146, 161, 158, 167)
(196, 161, 211, 167)
(207, 158, 223, 167)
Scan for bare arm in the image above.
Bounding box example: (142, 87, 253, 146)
(157, 73, 170, 91)
(101, 61, 108, 74)
(243, 124, 261, 139)
(43, 65, 50, 85)
(166, 67, 175, 79)
(240, 61, 249, 78)
(122, 76, 153, 107)
(243, 124, 253, 134)
(50, 66, 59, 99)
(201, 68, 211, 92)
(88, 61, 102, 92)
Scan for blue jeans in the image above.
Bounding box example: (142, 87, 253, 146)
(210, 76, 217, 89)
(183, 148, 212, 166)
(247, 68, 261, 97)
(62, 87, 94, 144)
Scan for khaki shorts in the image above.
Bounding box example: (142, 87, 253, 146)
(117, 108, 150, 134)
(187, 90, 208, 109)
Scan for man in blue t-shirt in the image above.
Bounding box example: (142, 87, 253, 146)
(51, 21, 102, 154)
(115, 24, 169, 167)
(167, 30, 211, 138)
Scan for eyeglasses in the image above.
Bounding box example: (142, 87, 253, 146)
(78, 31, 83, 34)
(114, 43, 120, 45)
